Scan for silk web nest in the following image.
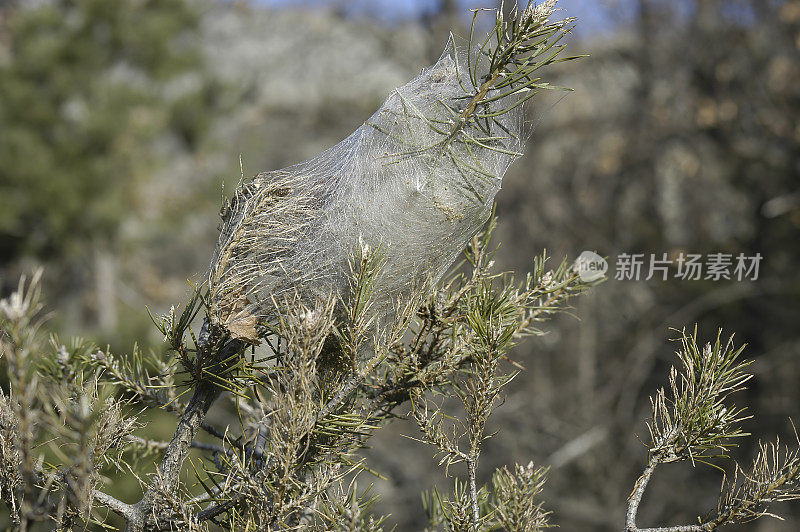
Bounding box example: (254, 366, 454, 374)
(207, 1, 574, 342)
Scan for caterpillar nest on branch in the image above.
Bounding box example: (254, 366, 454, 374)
(207, 1, 575, 342)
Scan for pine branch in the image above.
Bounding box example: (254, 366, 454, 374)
(125, 332, 245, 531)
(625, 331, 800, 531)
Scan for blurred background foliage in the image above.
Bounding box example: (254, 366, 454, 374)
(0, 0, 798, 530)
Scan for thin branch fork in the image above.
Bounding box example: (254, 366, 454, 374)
(93, 490, 135, 521)
(123, 336, 245, 531)
(624, 457, 715, 532)
(624, 425, 707, 532)
(125, 381, 221, 531)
